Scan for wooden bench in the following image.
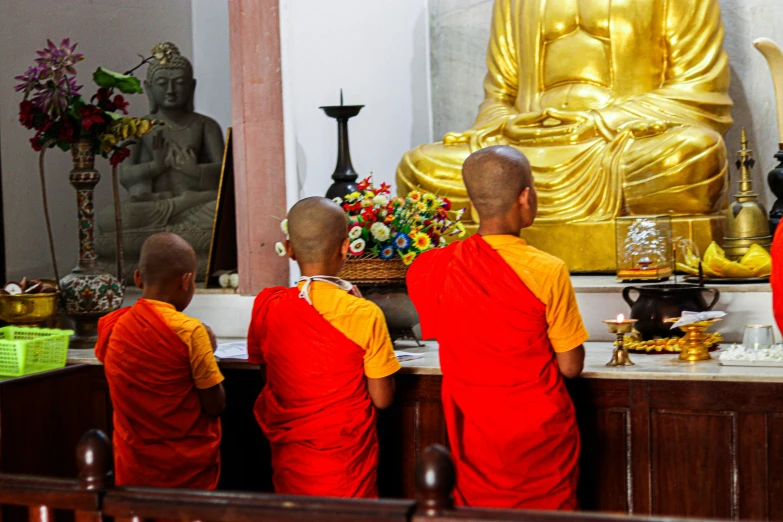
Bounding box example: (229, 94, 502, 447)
(0, 430, 718, 522)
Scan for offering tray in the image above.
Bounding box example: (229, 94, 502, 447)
(683, 276, 769, 285)
(620, 332, 722, 354)
(719, 344, 783, 367)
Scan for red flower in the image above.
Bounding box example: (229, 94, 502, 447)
(30, 133, 43, 152)
(78, 105, 105, 131)
(379, 182, 391, 194)
(113, 94, 129, 114)
(357, 177, 371, 191)
(344, 202, 361, 212)
(361, 208, 377, 223)
(94, 87, 111, 101)
(18, 100, 35, 129)
(35, 117, 54, 133)
(110, 146, 131, 167)
(441, 198, 452, 211)
(58, 119, 75, 142)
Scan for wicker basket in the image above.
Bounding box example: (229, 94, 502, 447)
(339, 256, 409, 285)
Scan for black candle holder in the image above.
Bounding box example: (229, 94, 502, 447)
(320, 102, 364, 200)
(768, 148, 783, 235)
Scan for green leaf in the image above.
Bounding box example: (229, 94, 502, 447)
(92, 67, 143, 94)
(105, 111, 124, 121)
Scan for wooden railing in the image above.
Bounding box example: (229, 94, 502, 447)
(0, 431, 717, 522)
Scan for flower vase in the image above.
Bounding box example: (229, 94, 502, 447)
(58, 140, 123, 344)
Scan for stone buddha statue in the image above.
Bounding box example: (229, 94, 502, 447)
(398, 0, 733, 271)
(95, 43, 224, 280)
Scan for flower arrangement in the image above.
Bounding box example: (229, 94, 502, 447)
(277, 177, 466, 266)
(15, 38, 160, 166)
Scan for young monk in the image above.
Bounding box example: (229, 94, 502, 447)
(407, 145, 587, 510)
(248, 197, 400, 498)
(95, 232, 225, 489)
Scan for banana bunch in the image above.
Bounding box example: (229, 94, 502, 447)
(677, 242, 770, 278)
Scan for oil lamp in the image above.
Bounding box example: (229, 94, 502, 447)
(603, 314, 637, 367)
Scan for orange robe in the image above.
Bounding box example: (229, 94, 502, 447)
(407, 235, 580, 510)
(248, 286, 380, 498)
(772, 225, 783, 331)
(95, 299, 221, 489)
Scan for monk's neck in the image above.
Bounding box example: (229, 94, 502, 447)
(477, 222, 522, 237)
(141, 288, 182, 311)
(298, 263, 342, 278)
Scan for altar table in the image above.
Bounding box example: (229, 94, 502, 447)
(65, 342, 783, 521)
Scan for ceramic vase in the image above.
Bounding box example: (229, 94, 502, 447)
(58, 140, 123, 343)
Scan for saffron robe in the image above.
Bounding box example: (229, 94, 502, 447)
(407, 235, 580, 510)
(248, 287, 379, 498)
(772, 225, 783, 331)
(95, 300, 221, 489)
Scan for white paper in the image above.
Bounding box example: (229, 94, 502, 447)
(395, 350, 424, 362)
(670, 311, 726, 329)
(215, 341, 248, 360)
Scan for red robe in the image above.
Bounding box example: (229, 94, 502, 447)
(772, 224, 783, 331)
(248, 287, 379, 498)
(407, 235, 580, 510)
(95, 300, 221, 489)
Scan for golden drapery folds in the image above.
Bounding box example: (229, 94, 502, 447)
(397, 0, 733, 224)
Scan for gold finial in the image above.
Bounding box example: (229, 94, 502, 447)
(741, 127, 748, 150)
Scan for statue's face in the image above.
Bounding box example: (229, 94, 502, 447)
(149, 69, 193, 111)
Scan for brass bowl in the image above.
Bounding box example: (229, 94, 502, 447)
(0, 292, 59, 325)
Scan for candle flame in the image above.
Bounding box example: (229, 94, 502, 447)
(617, 313, 625, 323)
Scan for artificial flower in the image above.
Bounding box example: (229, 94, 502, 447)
(385, 214, 395, 224)
(455, 208, 466, 221)
(456, 222, 466, 238)
(349, 238, 366, 256)
(417, 202, 429, 212)
(357, 177, 371, 191)
(349, 226, 363, 240)
(58, 118, 76, 141)
(275, 242, 286, 256)
(78, 105, 104, 131)
(441, 198, 452, 211)
(109, 146, 131, 167)
(401, 251, 417, 266)
(18, 100, 35, 129)
(14, 66, 42, 96)
(135, 118, 153, 138)
(439, 237, 447, 246)
(423, 193, 436, 203)
(35, 38, 84, 80)
(380, 245, 396, 260)
(99, 133, 117, 154)
(280, 219, 289, 235)
(113, 94, 129, 114)
(394, 232, 411, 250)
(30, 134, 44, 152)
(345, 191, 361, 202)
(412, 232, 431, 251)
(378, 182, 391, 194)
(408, 191, 422, 202)
(360, 208, 377, 223)
(361, 198, 373, 208)
(333, 196, 343, 205)
(373, 195, 389, 207)
(370, 222, 391, 242)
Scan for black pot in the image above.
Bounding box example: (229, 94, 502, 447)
(622, 283, 720, 340)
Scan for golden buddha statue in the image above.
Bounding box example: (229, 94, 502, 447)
(398, 0, 733, 271)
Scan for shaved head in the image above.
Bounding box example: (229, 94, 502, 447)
(288, 197, 348, 264)
(138, 232, 197, 285)
(462, 146, 533, 219)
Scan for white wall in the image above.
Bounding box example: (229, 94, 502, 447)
(0, 0, 193, 282)
(192, 0, 232, 134)
(279, 0, 432, 207)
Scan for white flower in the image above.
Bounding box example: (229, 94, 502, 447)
(439, 237, 447, 246)
(229, 273, 239, 288)
(332, 197, 343, 205)
(349, 226, 362, 240)
(370, 222, 391, 242)
(280, 219, 288, 235)
(349, 238, 366, 254)
(360, 198, 373, 208)
(455, 208, 466, 221)
(372, 195, 389, 207)
(274, 242, 286, 257)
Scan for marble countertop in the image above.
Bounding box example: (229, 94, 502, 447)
(569, 274, 770, 293)
(69, 341, 783, 383)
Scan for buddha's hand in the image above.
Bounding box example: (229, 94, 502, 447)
(625, 120, 672, 139)
(443, 117, 511, 147)
(170, 142, 200, 180)
(150, 132, 168, 176)
(505, 109, 599, 144)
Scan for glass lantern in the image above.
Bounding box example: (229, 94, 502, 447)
(615, 215, 673, 281)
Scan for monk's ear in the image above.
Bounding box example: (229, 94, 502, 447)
(285, 239, 296, 261)
(340, 238, 350, 259)
(518, 187, 531, 209)
(133, 269, 144, 289)
(181, 272, 194, 290)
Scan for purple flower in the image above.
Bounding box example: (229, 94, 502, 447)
(35, 38, 84, 80)
(14, 66, 43, 96)
(30, 76, 82, 114)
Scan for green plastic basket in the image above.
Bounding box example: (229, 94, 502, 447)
(0, 326, 73, 377)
